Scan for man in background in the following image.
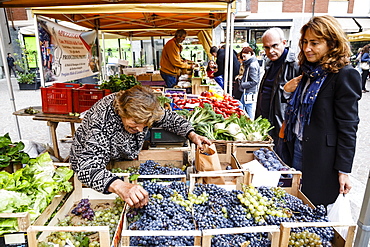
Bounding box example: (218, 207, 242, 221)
(7, 53, 17, 78)
(255, 28, 300, 163)
(160, 29, 193, 88)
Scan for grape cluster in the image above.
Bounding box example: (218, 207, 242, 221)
(127, 182, 196, 246)
(289, 230, 325, 246)
(254, 148, 290, 171)
(71, 198, 94, 220)
(191, 183, 272, 246)
(257, 186, 334, 245)
(138, 160, 185, 178)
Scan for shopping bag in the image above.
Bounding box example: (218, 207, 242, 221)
(243, 90, 257, 104)
(195, 144, 225, 185)
(327, 194, 354, 239)
(360, 62, 369, 70)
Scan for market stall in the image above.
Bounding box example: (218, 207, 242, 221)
(2, 1, 365, 247)
(0, 0, 236, 141)
(30, 2, 233, 87)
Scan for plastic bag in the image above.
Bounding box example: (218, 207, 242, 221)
(327, 194, 354, 239)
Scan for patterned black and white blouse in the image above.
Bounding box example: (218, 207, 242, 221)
(70, 93, 194, 193)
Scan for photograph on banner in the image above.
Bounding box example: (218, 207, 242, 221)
(37, 17, 99, 83)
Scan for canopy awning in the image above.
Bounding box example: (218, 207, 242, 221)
(335, 17, 361, 33)
(348, 30, 370, 42)
(0, 0, 234, 8)
(31, 3, 229, 38)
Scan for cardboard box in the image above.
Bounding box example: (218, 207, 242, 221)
(151, 74, 164, 81)
(136, 74, 151, 81)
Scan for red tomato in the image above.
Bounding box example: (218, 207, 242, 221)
(214, 108, 222, 114)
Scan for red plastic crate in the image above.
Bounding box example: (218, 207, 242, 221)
(72, 85, 110, 113)
(41, 83, 80, 114)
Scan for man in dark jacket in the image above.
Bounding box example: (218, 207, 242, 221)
(210, 45, 240, 97)
(255, 28, 300, 163)
(7, 53, 17, 78)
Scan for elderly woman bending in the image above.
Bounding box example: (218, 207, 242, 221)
(70, 85, 211, 208)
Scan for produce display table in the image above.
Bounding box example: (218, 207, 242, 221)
(13, 106, 82, 161)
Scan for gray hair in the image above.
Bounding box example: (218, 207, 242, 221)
(262, 27, 286, 42)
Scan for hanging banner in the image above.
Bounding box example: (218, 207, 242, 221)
(37, 17, 98, 83)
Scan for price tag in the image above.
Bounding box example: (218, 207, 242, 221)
(4, 233, 26, 245)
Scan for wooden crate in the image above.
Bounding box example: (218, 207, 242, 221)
(33, 176, 124, 247)
(190, 171, 304, 202)
(203, 142, 276, 169)
(131, 174, 186, 184)
(191, 77, 210, 95)
(231, 143, 275, 165)
(202, 225, 281, 247)
(119, 206, 202, 247)
(194, 172, 355, 247)
(0, 213, 30, 232)
(27, 226, 110, 247)
(279, 221, 356, 247)
(189, 173, 280, 247)
(0, 163, 70, 246)
(109, 147, 191, 170)
(0, 190, 67, 231)
(189, 172, 246, 192)
(150, 86, 165, 96)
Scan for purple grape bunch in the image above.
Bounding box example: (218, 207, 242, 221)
(253, 148, 289, 171)
(71, 198, 95, 220)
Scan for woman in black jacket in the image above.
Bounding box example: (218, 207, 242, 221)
(283, 15, 361, 207)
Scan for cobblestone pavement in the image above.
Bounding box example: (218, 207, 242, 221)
(0, 77, 369, 231)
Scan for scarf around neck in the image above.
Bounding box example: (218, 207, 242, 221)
(284, 63, 328, 141)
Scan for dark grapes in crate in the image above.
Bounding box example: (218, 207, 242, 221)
(253, 148, 290, 171)
(71, 198, 95, 220)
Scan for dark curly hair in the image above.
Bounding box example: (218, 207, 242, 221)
(298, 15, 350, 73)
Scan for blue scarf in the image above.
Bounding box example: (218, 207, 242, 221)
(285, 63, 328, 141)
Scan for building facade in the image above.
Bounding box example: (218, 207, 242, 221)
(225, 0, 370, 54)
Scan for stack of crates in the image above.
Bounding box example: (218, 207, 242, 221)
(41, 83, 110, 114)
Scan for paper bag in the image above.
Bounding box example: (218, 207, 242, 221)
(195, 144, 225, 185)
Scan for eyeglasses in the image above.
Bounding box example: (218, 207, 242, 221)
(263, 42, 282, 51)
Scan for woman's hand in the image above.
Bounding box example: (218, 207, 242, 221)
(187, 131, 212, 150)
(108, 179, 149, 208)
(284, 75, 303, 93)
(338, 172, 352, 194)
